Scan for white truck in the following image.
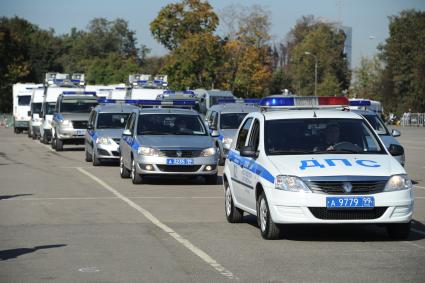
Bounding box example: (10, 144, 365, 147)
(12, 83, 42, 134)
(127, 74, 167, 100)
(28, 85, 45, 139)
(39, 73, 84, 143)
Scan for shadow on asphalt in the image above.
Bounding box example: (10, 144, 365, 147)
(0, 244, 66, 261)
(243, 215, 425, 242)
(133, 175, 224, 186)
(0, 194, 33, 200)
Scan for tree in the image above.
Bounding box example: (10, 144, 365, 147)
(150, 0, 218, 50)
(351, 56, 383, 99)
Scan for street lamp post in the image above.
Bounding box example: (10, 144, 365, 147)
(304, 51, 318, 96)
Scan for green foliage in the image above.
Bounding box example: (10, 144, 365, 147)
(351, 56, 383, 100)
(150, 0, 218, 50)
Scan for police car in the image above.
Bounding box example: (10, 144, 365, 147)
(349, 100, 405, 166)
(119, 100, 219, 184)
(205, 100, 259, 164)
(223, 96, 413, 240)
(85, 101, 138, 165)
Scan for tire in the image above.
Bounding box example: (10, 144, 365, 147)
(92, 150, 101, 166)
(55, 138, 63, 151)
(32, 133, 37, 140)
(85, 148, 92, 162)
(120, 156, 130, 178)
(224, 181, 243, 223)
(51, 136, 56, 149)
(131, 159, 143, 184)
(257, 192, 281, 240)
(205, 174, 218, 185)
(386, 221, 411, 240)
(28, 128, 32, 138)
(14, 128, 19, 134)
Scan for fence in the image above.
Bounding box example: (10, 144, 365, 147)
(0, 113, 13, 128)
(400, 113, 425, 127)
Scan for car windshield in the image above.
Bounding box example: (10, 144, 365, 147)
(46, 103, 56, 115)
(138, 114, 207, 136)
(220, 113, 248, 129)
(210, 96, 233, 107)
(18, 95, 31, 106)
(60, 99, 98, 113)
(265, 118, 385, 155)
(31, 103, 42, 114)
(97, 113, 130, 129)
(363, 114, 389, 135)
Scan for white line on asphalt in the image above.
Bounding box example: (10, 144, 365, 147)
(415, 197, 425, 199)
(403, 241, 425, 250)
(76, 167, 237, 280)
(414, 185, 425, 190)
(40, 143, 55, 152)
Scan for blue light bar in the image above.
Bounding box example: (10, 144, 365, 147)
(62, 91, 96, 96)
(259, 97, 295, 107)
(243, 98, 261, 104)
(171, 100, 196, 106)
(115, 87, 126, 90)
(163, 90, 175, 94)
(97, 98, 196, 106)
(183, 90, 195, 95)
(349, 100, 371, 106)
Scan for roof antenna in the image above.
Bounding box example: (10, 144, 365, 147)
(313, 111, 317, 118)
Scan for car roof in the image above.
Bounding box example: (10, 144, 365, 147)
(139, 107, 199, 115)
(261, 109, 364, 120)
(95, 103, 139, 113)
(209, 103, 259, 113)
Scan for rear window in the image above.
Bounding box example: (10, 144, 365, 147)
(18, 96, 31, 106)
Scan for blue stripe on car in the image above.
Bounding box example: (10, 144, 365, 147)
(228, 150, 275, 184)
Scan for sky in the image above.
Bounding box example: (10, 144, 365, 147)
(1, 0, 425, 69)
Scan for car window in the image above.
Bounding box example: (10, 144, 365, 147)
(137, 114, 208, 136)
(363, 114, 389, 135)
(97, 113, 130, 129)
(18, 95, 31, 106)
(220, 113, 248, 129)
(236, 118, 253, 150)
(247, 119, 260, 151)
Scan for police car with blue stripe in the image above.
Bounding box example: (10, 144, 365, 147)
(85, 100, 138, 165)
(119, 99, 219, 184)
(223, 96, 413, 240)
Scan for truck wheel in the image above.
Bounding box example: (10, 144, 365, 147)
(131, 159, 143, 184)
(386, 221, 411, 240)
(120, 156, 130, 178)
(55, 138, 63, 151)
(205, 174, 218, 185)
(92, 151, 101, 166)
(224, 181, 243, 223)
(257, 192, 280, 240)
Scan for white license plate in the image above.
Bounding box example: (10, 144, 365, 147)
(166, 158, 194, 165)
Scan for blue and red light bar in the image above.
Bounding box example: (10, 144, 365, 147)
(62, 91, 96, 96)
(259, 96, 349, 108)
(349, 99, 371, 107)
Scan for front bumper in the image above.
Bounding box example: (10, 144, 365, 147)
(96, 143, 120, 159)
(14, 120, 29, 129)
(57, 127, 86, 140)
(135, 155, 218, 175)
(267, 188, 413, 224)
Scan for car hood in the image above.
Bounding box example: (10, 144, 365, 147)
(136, 135, 214, 150)
(60, 113, 90, 121)
(268, 154, 405, 178)
(94, 129, 123, 139)
(221, 129, 238, 140)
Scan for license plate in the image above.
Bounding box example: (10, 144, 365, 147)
(326, 196, 375, 209)
(166, 158, 194, 165)
(76, 130, 85, 136)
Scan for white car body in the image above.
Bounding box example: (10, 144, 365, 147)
(12, 83, 42, 133)
(28, 86, 45, 138)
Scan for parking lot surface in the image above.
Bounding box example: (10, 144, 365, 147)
(1, 126, 424, 282)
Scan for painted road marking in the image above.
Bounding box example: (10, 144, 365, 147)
(76, 167, 237, 280)
(414, 185, 425, 190)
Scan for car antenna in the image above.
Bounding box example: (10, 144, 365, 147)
(313, 111, 317, 118)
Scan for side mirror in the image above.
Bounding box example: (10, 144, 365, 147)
(210, 130, 220, 137)
(240, 146, 258, 158)
(122, 129, 132, 136)
(27, 111, 32, 116)
(388, 144, 404, 156)
(391, 129, 401, 137)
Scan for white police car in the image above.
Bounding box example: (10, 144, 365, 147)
(223, 96, 413, 240)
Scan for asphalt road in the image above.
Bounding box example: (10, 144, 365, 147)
(0, 126, 424, 282)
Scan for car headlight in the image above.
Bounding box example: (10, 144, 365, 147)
(137, 146, 163, 156)
(96, 137, 112, 145)
(384, 174, 412, 192)
(275, 175, 312, 193)
(60, 119, 71, 127)
(200, 147, 216, 157)
(223, 137, 233, 145)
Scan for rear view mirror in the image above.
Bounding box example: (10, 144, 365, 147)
(122, 129, 132, 136)
(87, 124, 94, 130)
(240, 146, 258, 158)
(388, 144, 404, 156)
(391, 129, 401, 137)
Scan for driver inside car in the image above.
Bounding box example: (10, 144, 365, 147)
(324, 123, 340, 150)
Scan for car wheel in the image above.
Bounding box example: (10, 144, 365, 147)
(55, 138, 63, 151)
(224, 181, 243, 223)
(51, 136, 56, 149)
(85, 148, 92, 162)
(120, 156, 130, 178)
(131, 159, 143, 184)
(257, 192, 280, 240)
(386, 221, 411, 240)
(92, 150, 101, 166)
(27, 128, 32, 138)
(205, 174, 218, 185)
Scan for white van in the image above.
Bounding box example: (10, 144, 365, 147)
(13, 83, 42, 134)
(28, 86, 45, 139)
(194, 89, 235, 114)
(127, 74, 166, 100)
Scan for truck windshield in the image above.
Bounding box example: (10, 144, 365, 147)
(97, 113, 130, 129)
(265, 118, 385, 155)
(220, 113, 248, 129)
(31, 103, 42, 114)
(61, 99, 98, 113)
(138, 114, 207, 136)
(18, 96, 31, 106)
(46, 103, 56, 115)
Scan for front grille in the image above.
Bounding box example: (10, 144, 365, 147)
(97, 148, 110, 156)
(160, 150, 201, 157)
(309, 207, 388, 220)
(157, 165, 201, 172)
(111, 151, 120, 156)
(307, 180, 387, 195)
(72, 120, 88, 129)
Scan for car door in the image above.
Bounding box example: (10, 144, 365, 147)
(229, 117, 253, 207)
